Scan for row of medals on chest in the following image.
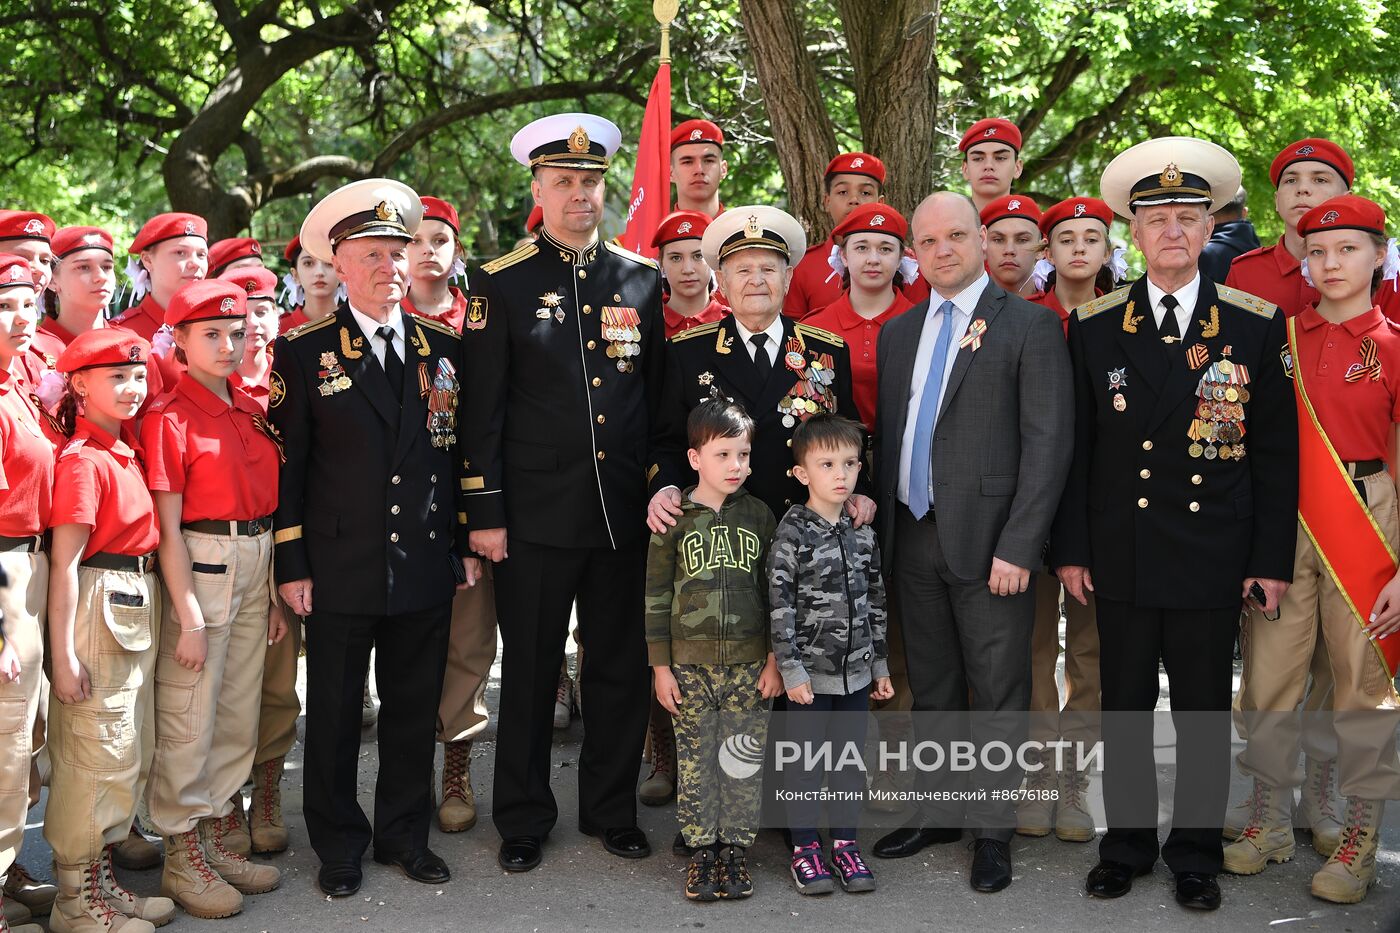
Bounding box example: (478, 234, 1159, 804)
(537, 291, 640, 373)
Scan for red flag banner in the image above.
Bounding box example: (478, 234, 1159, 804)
(621, 62, 671, 258)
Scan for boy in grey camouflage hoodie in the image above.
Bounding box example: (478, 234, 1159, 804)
(646, 399, 783, 902)
(768, 414, 891, 895)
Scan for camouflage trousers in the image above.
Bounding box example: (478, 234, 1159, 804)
(673, 661, 770, 848)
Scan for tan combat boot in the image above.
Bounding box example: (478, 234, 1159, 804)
(2, 888, 34, 928)
(1015, 749, 1056, 837)
(1054, 764, 1096, 842)
(1311, 797, 1384, 904)
(160, 830, 242, 920)
(220, 794, 252, 857)
(110, 824, 161, 872)
(1298, 757, 1344, 857)
(438, 740, 478, 832)
(97, 846, 175, 928)
(1222, 777, 1265, 840)
(2, 865, 56, 917)
(1223, 779, 1295, 874)
(198, 815, 281, 895)
(249, 757, 289, 853)
(638, 714, 676, 806)
(49, 862, 156, 933)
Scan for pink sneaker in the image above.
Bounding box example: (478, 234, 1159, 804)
(831, 841, 877, 892)
(790, 843, 835, 895)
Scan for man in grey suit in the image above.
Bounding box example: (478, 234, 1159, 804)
(871, 192, 1074, 893)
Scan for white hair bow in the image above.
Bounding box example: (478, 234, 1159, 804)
(150, 323, 175, 360)
(449, 256, 468, 284)
(1031, 258, 1055, 292)
(826, 242, 845, 282)
(281, 272, 304, 308)
(1109, 246, 1129, 283)
(123, 256, 150, 305)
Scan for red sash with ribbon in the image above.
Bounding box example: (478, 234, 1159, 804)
(1287, 317, 1399, 679)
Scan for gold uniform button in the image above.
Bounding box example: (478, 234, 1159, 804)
(1142, 440, 1153, 451)
(1137, 497, 1149, 508)
(390, 532, 399, 542)
(391, 475, 401, 485)
(785, 468, 793, 477)
(390, 505, 400, 515)
(1189, 501, 1200, 512)
(786, 439, 792, 447)
(583, 304, 592, 314)
(596, 414, 606, 424)
(592, 377, 602, 387)
(578, 269, 587, 279)
(1191, 474, 1203, 485)
(587, 340, 597, 349)
(596, 450, 606, 460)
(1139, 469, 1151, 479)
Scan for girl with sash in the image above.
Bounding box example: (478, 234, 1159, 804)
(1226, 194, 1400, 904)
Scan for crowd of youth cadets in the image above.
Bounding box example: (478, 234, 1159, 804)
(0, 112, 1397, 929)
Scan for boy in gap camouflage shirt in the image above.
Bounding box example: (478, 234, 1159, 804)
(645, 399, 784, 902)
(768, 414, 892, 895)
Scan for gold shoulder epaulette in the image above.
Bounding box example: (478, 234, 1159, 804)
(1075, 286, 1132, 321)
(671, 321, 721, 342)
(413, 315, 460, 339)
(795, 322, 844, 348)
(481, 242, 538, 275)
(603, 240, 658, 269)
(285, 315, 336, 340)
(1217, 284, 1278, 319)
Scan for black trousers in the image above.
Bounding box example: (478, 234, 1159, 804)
(783, 688, 871, 846)
(302, 602, 451, 865)
(492, 538, 649, 839)
(895, 508, 1033, 841)
(1096, 597, 1237, 875)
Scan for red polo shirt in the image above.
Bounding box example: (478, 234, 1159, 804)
(0, 368, 54, 536)
(1294, 305, 1400, 463)
(110, 295, 165, 342)
(403, 288, 467, 333)
(1227, 236, 1400, 319)
(802, 289, 914, 431)
(111, 295, 181, 391)
(784, 237, 843, 319)
(50, 417, 160, 558)
(663, 298, 728, 339)
(230, 365, 272, 413)
(141, 374, 280, 522)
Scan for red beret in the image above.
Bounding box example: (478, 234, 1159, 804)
(670, 119, 724, 150)
(651, 211, 711, 249)
(207, 237, 262, 274)
(526, 205, 544, 234)
(824, 152, 886, 184)
(52, 226, 114, 259)
(1298, 194, 1386, 238)
(218, 265, 279, 301)
(0, 211, 55, 243)
(980, 194, 1041, 229)
(165, 279, 247, 328)
(129, 213, 208, 254)
(960, 118, 1022, 154)
(421, 196, 460, 233)
(832, 203, 907, 242)
(0, 254, 36, 290)
(58, 328, 150, 373)
(283, 235, 302, 262)
(1270, 138, 1354, 189)
(1039, 197, 1113, 237)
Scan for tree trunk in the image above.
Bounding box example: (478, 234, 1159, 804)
(836, 0, 940, 221)
(736, 0, 839, 244)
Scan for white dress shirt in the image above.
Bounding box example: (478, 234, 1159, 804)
(731, 314, 785, 367)
(1145, 273, 1200, 336)
(897, 272, 990, 505)
(349, 304, 406, 367)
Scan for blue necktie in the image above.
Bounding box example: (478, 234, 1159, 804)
(907, 300, 957, 520)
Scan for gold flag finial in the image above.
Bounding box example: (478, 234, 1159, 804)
(654, 0, 679, 63)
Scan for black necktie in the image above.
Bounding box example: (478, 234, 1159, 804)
(750, 334, 771, 381)
(376, 325, 404, 399)
(1159, 294, 1181, 343)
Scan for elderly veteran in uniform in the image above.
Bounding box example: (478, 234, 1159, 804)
(269, 179, 479, 898)
(1049, 138, 1298, 911)
(458, 113, 664, 873)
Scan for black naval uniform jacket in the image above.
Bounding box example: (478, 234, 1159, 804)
(459, 228, 664, 551)
(651, 315, 858, 520)
(1048, 276, 1298, 610)
(269, 305, 469, 616)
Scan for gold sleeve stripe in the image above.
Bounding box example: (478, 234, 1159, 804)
(647, 464, 659, 483)
(457, 512, 469, 524)
(460, 477, 485, 491)
(273, 526, 303, 545)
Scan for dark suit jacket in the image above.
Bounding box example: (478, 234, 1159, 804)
(1047, 276, 1298, 608)
(875, 280, 1074, 579)
(270, 304, 469, 616)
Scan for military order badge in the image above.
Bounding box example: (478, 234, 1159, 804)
(317, 351, 353, 397)
(778, 337, 837, 427)
(1188, 349, 1251, 460)
(601, 305, 641, 372)
(420, 357, 459, 448)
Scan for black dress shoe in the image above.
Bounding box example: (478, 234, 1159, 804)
(373, 848, 450, 884)
(1174, 872, 1221, 911)
(498, 836, 543, 872)
(1085, 860, 1150, 898)
(872, 825, 962, 858)
(317, 859, 362, 897)
(970, 839, 1012, 893)
(580, 824, 651, 859)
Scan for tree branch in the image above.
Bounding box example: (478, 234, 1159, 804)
(1019, 72, 1155, 187)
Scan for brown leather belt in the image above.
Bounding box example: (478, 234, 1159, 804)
(182, 515, 274, 537)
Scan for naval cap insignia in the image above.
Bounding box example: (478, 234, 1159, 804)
(567, 126, 590, 153)
(744, 214, 762, 238)
(374, 200, 401, 223)
(1160, 163, 1183, 187)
